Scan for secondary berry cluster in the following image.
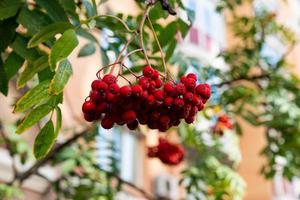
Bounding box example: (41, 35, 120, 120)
(82, 66, 211, 131)
(212, 114, 234, 136)
(147, 138, 184, 165)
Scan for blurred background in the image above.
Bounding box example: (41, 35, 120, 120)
(1, 0, 300, 199)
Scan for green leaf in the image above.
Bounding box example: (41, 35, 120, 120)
(165, 39, 176, 61)
(0, 17, 18, 52)
(76, 28, 98, 43)
(28, 22, 74, 48)
(17, 56, 49, 88)
(11, 36, 39, 61)
(16, 104, 53, 134)
(55, 107, 62, 137)
(0, 58, 8, 96)
(17, 7, 53, 36)
(35, 0, 68, 22)
(34, 120, 55, 159)
(78, 43, 96, 57)
(49, 29, 78, 70)
(49, 59, 73, 94)
(82, 0, 96, 18)
(58, 0, 76, 12)
(0, 0, 21, 20)
(14, 80, 51, 113)
(3, 52, 24, 79)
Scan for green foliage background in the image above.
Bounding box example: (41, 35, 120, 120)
(0, 0, 299, 199)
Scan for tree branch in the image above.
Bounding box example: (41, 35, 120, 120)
(18, 128, 91, 183)
(98, 167, 156, 200)
(214, 73, 270, 87)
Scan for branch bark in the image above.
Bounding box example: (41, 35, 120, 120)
(214, 73, 270, 87)
(18, 128, 90, 183)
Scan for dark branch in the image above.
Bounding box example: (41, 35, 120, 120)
(96, 167, 156, 200)
(18, 128, 90, 183)
(214, 74, 270, 87)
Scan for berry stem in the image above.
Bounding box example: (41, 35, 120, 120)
(120, 63, 140, 78)
(139, 5, 152, 66)
(121, 48, 143, 64)
(96, 62, 121, 78)
(110, 34, 137, 74)
(118, 74, 132, 85)
(146, 15, 168, 79)
(92, 15, 136, 33)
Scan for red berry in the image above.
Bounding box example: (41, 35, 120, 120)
(180, 76, 187, 84)
(91, 80, 108, 92)
(106, 92, 116, 102)
(184, 78, 196, 91)
(131, 85, 143, 97)
(148, 121, 159, 129)
(163, 82, 175, 95)
(183, 104, 192, 118)
(102, 74, 116, 85)
(139, 77, 150, 90)
(175, 83, 186, 95)
(185, 116, 195, 124)
(143, 66, 154, 78)
(149, 80, 156, 90)
(164, 97, 174, 107)
(84, 113, 95, 122)
(97, 102, 107, 113)
(141, 91, 148, 99)
(192, 95, 201, 106)
(196, 84, 211, 99)
(151, 112, 160, 121)
(109, 83, 120, 94)
(154, 90, 164, 101)
(82, 101, 96, 114)
(147, 95, 155, 105)
(152, 70, 159, 79)
(202, 98, 208, 104)
(90, 90, 102, 103)
(120, 86, 132, 97)
(127, 120, 139, 130)
(197, 100, 204, 110)
(101, 117, 114, 129)
(184, 92, 193, 102)
(186, 73, 197, 81)
(122, 110, 136, 122)
(158, 124, 169, 132)
(154, 78, 163, 88)
(160, 115, 170, 126)
(174, 98, 184, 108)
(189, 106, 198, 116)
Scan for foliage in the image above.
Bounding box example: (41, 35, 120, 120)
(0, 0, 300, 199)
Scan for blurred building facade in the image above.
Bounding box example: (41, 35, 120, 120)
(1, 0, 300, 199)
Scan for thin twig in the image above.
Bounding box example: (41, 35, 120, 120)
(110, 34, 137, 74)
(18, 127, 91, 183)
(120, 48, 143, 64)
(139, 5, 152, 66)
(146, 15, 168, 77)
(97, 167, 155, 200)
(90, 15, 136, 33)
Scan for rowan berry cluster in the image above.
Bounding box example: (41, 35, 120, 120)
(148, 138, 184, 165)
(212, 114, 234, 135)
(82, 66, 211, 131)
